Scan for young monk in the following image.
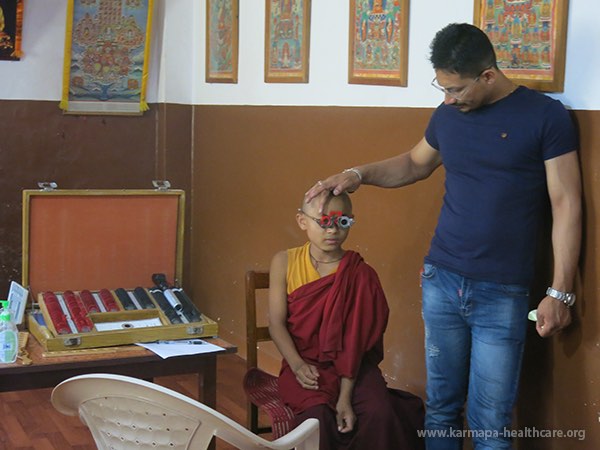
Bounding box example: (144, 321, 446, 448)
(268, 190, 424, 450)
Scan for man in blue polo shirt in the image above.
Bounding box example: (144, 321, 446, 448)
(306, 23, 581, 449)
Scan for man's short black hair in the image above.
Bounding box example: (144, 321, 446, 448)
(430, 23, 497, 78)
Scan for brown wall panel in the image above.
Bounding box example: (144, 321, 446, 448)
(191, 105, 599, 448)
(1, 99, 598, 448)
(191, 105, 443, 397)
(0, 100, 155, 295)
(516, 110, 600, 449)
(158, 103, 194, 287)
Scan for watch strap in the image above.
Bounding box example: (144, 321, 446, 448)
(546, 287, 576, 307)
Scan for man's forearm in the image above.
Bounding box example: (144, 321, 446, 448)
(545, 150, 582, 294)
(357, 153, 424, 188)
(550, 196, 582, 292)
(355, 137, 441, 188)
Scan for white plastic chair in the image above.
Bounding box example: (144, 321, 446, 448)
(51, 373, 319, 450)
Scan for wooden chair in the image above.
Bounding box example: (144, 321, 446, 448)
(51, 373, 319, 450)
(243, 270, 296, 439)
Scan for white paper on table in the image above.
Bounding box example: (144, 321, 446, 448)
(136, 339, 225, 359)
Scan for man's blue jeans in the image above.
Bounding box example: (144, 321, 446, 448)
(421, 263, 529, 450)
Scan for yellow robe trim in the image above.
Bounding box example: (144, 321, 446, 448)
(287, 242, 338, 295)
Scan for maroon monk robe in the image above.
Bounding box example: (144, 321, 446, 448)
(278, 251, 425, 450)
(278, 251, 389, 414)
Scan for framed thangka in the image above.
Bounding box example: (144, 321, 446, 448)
(0, 0, 23, 61)
(206, 0, 238, 83)
(265, 0, 311, 83)
(60, 0, 154, 115)
(474, 0, 569, 92)
(349, 0, 410, 86)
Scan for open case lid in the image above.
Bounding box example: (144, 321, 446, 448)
(22, 189, 185, 296)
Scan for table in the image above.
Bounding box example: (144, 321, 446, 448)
(0, 336, 237, 450)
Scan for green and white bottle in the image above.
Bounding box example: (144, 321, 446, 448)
(0, 300, 17, 363)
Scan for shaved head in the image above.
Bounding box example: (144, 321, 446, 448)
(301, 190, 352, 216)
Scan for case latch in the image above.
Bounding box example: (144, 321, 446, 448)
(63, 336, 81, 346)
(37, 181, 58, 191)
(152, 180, 171, 191)
(186, 326, 204, 335)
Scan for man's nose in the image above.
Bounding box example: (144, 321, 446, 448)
(444, 94, 458, 105)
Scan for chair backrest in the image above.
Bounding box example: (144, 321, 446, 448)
(246, 269, 280, 435)
(245, 270, 271, 370)
(51, 373, 319, 450)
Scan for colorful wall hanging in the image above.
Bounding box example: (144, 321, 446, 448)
(60, 0, 154, 115)
(474, 0, 569, 92)
(0, 0, 23, 61)
(348, 0, 410, 87)
(206, 0, 239, 83)
(265, 0, 311, 83)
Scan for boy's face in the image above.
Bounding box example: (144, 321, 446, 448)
(297, 196, 353, 252)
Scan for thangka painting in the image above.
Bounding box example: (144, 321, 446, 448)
(0, 0, 23, 61)
(474, 0, 569, 92)
(60, 0, 154, 115)
(348, 0, 410, 87)
(265, 0, 311, 83)
(206, 0, 238, 83)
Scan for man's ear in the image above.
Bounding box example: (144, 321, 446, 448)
(482, 67, 497, 85)
(296, 212, 308, 230)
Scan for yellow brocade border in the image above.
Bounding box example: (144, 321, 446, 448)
(140, 0, 154, 112)
(0, 0, 24, 60)
(59, 0, 75, 111)
(13, 0, 23, 58)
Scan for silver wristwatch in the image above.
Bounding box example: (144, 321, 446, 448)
(546, 287, 576, 307)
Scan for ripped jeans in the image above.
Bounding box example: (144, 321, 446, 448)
(421, 263, 529, 450)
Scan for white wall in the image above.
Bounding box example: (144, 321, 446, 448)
(2, 0, 599, 109)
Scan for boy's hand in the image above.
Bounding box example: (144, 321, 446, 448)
(292, 362, 320, 390)
(335, 398, 356, 433)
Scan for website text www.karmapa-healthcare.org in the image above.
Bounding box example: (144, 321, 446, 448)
(417, 426, 586, 441)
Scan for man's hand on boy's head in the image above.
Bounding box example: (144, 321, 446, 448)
(292, 362, 320, 390)
(305, 171, 361, 213)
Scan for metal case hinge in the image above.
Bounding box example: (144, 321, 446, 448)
(37, 181, 58, 191)
(152, 180, 171, 191)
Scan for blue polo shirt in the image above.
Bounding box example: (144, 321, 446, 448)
(424, 86, 577, 285)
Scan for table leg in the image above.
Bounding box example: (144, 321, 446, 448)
(200, 355, 217, 407)
(200, 355, 218, 450)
